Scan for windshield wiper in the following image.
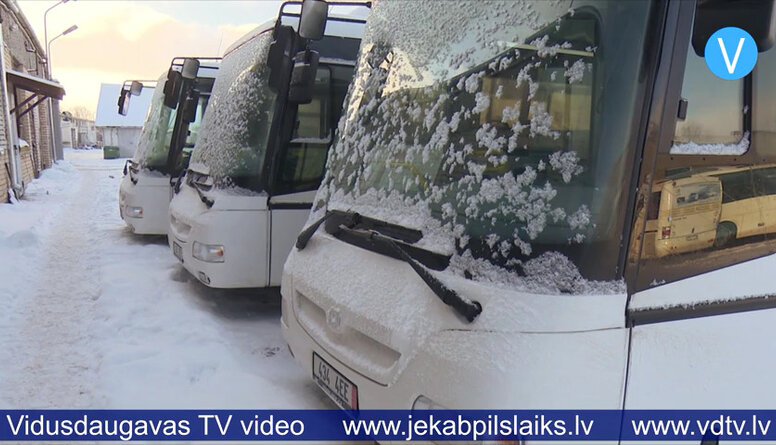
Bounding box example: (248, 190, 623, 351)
(125, 160, 139, 184)
(171, 171, 185, 194)
(295, 210, 481, 322)
(296, 210, 423, 250)
(296, 212, 337, 249)
(296, 211, 360, 250)
(357, 228, 481, 323)
(190, 180, 214, 208)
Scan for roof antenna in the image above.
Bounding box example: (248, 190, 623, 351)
(216, 30, 224, 56)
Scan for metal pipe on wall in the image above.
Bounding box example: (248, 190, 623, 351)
(0, 16, 24, 198)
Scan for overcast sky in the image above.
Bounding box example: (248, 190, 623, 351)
(18, 1, 286, 115)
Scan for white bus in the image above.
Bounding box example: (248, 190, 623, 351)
(119, 58, 219, 235)
(281, 0, 776, 416)
(167, 2, 368, 288)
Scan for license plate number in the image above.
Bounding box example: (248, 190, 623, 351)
(173, 242, 183, 262)
(312, 352, 358, 410)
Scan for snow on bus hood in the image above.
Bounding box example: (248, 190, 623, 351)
(286, 229, 626, 384)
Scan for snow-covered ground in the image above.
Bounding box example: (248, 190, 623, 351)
(0, 148, 335, 410)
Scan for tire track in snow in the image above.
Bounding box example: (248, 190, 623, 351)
(3, 162, 106, 408)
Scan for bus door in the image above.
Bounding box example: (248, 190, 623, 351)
(625, 0, 776, 416)
(267, 64, 354, 285)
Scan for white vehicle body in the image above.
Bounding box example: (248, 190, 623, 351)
(119, 169, 172, 234)
(119, 61, 218, 235)
(169, 182, 316, 288)
(281, 0, 776, 421)
(168, 12, 365, 288)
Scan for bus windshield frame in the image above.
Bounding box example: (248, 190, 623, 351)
(317, 0, 659, 292)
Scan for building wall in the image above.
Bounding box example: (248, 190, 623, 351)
(118, 127, 140, 158)
(99, 126, 140, 158)
(0, 0, 57, 202)
(61, 116, 97, 147)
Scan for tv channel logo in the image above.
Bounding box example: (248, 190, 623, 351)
(705, 27, 758, 79)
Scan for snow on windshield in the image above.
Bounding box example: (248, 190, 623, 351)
(189, 31, 277, 190)
(132, 73, 174, 170)
(316, 0, 652, 294)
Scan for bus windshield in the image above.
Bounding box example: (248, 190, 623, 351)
(319, 0, 654, 292)
(189, 30, 277, 192)
(132, 75, 174, 171)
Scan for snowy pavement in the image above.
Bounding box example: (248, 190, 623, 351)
(0, 148, 335, 410)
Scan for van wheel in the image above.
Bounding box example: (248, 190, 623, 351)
(714, 222, 736, 248)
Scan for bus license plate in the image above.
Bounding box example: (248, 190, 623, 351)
(173, 242, 183, 262)
(312, 352, 358, 410)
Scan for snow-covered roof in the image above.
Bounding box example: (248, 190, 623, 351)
(94, 83, 154, 128)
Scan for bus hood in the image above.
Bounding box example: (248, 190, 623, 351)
(283, 231, 626, 386)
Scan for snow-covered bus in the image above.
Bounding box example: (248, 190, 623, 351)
(281, 0, 776, 412)
(167, 1, 367, 288)
(119, 58, 219, 235)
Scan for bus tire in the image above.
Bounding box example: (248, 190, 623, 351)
(714, 222, 736, 248)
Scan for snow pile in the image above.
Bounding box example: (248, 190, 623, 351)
(670, 132, 750, 156)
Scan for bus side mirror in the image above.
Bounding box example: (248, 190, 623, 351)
(129, 81, 143, 96)
(117, 89, 130, 115)
(118, 81, 144, 115)
(288, 50, 320, 104)
(163, 70, 183, 109)
(181, 58, 200, 80)
(181, 90, 200, 123)
(692, 0, 776, 56)
(299, 0, 328, 41)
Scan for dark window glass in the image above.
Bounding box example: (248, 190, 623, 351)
(716, 170, 755, 203)
(754, 168, 776, 196)
(754, 47, 776, 157)
(274, 65, 354, 194)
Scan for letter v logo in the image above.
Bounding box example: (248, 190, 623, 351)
(718, 37, 745, 74)
(705, 27, 757, 80)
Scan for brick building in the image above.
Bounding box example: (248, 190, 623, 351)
(0, 0, 64, 203)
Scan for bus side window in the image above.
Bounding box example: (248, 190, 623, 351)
(671, 44, 745, 153)
(634, 43, 776, 290)
(274, 66, 353, 195)
(754, 168, 776, 195)
(754, 43, 776, 157)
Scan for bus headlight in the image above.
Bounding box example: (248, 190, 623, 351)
(192, 242, 225, 263)
(126, 206, 143, 218)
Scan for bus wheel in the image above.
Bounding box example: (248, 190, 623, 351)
(714, 222, 736, 248)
